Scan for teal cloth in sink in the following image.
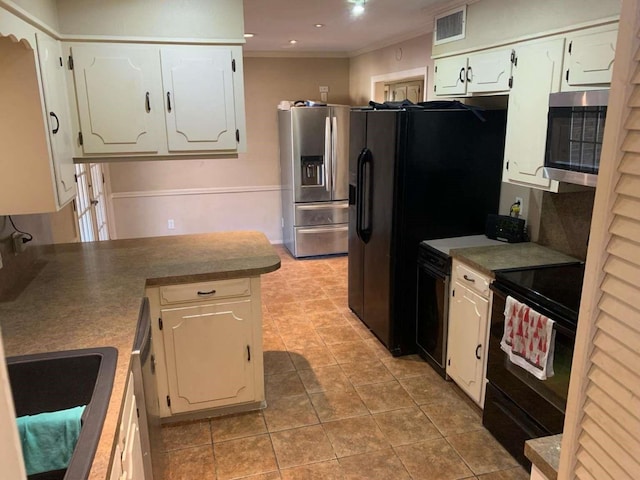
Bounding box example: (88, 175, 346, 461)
(16, 405, 85, 475)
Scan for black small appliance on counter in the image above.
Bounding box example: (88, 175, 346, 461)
(485, 214, 527, 243)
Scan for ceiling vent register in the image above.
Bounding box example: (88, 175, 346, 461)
(434, 6, 467, 45)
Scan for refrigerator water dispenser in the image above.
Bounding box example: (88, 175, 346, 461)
(300, 156, 324, 186)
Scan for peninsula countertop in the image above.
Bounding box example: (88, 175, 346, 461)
(450, 242, 581, 276)
(0, 231, 281, 479)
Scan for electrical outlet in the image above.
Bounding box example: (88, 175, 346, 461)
(515, 196, 524, 216)
(167, 219, 175, 230)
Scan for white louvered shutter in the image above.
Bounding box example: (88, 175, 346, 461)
(560, 3, 640, 479)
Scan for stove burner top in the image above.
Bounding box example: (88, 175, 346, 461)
(494, 263, 585, 325)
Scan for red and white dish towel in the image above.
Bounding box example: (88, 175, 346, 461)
(500, 295, 556, 380)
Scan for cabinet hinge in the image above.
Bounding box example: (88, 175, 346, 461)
(506, 161, 509, 171)
(452, 289, 455, 297)
(68, 55, 74, 70)
(448, 358, 451, 366)
(74, 173, 78, 183)
(59, 57, 63, 67)
(247, 345, 251, 362)
(232, 58, 236, 72)
(102, 173, 105, 184)
(136, 407, 140, 418)
(72, 199, 77, 212)
(568, 41, 573, 55)
(166, 395, 171, 407)
(508, 76, 513, 89)
(510, 50, 515, 64)
(434, 85, 437, 92)
(158, 317, 163, 330)
(236, 129, 240, 143)
(566, 70, 570, 82)
(78, 131, 83, 146)
(434, 65, 437, 73)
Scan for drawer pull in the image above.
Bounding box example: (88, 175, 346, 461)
(463, 274, 476, 283)
(476, 344, 482, 360)
(197, 289, 217, 296)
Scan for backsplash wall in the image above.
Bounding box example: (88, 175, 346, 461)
(537, 189, 596, 260)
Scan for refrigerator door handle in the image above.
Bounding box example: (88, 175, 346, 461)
(324, 116, 331, 192)
(331, 116, 338, 198)
(361, 149, 373, 243)
(356, 147, 373, 244)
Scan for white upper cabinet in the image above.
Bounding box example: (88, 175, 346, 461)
(434, 55, 468, 96)
(69, 43, 244, 158)
(562, 27, 618, 90)
(0, 29, 76, 215)
(161, 46, 237, 152)
(71, 44, 164, 155)
(503, 38, 565, 192)
(434, 48, 512, 96)
(466, 49, 513, 93)
(36, 33, 77, 207)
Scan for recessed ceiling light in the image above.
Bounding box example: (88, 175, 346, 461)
(244, 33, 255, 38)
(314, 24, 324, 28)
(289, 39, 297, 44)
(351, 0, 366, 16)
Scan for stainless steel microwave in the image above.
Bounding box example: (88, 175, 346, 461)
(543, 90, 609, 187)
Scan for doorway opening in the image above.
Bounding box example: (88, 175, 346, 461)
(370, 67, 428, 104)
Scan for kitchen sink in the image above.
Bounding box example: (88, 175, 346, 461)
(7, 347, 118, 480)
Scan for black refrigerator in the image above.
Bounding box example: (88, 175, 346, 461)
(348, 106, 507, 356)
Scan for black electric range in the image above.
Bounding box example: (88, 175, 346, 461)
(484, 261, 585, 469)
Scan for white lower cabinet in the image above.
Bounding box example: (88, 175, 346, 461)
(446, 260, 492, 406)
(502, 38, 564, 192)
(112, 373, 145, 480)
(147, 276, 264, 418)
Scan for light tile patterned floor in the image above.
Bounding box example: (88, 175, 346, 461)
(160, 246, 528, 480)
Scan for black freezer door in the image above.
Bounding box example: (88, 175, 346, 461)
(348, 109, 400, 351)
(348, 110, 366, 320)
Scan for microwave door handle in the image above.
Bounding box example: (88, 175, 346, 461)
(324, 116, 331, 192)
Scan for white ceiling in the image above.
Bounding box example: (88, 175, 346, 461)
(242, 0, 461, 56)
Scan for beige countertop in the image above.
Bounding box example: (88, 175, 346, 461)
(450, 242, 581, 276)
(525, 434, 562, 480)
(0, 231, 280, 479)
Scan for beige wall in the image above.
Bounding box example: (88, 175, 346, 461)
(9, 0, 59, 30)
(55, 0, 243, 39)
(349, 34, 433, 106)
(109, 56, 350, 240)
(433, 0, 620, 56)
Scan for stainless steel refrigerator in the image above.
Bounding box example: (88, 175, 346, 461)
(279, 105, 350, 257)
(348, 106, 507, 356)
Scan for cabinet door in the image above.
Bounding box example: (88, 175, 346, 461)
(162, 299, 254, 414)
(35, 34, 76, 208)
(447, 281, 489, 404)
(466, 49, 513, 93)
(434, 55, 468, 96)
(503, 38, 564, 191)
(161, 46, 237, 152)
(71, 44, 163, 154)
(563, 28, 617, 89)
